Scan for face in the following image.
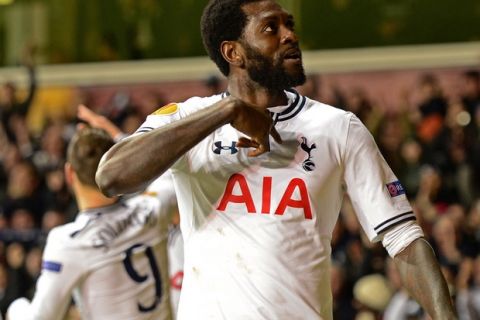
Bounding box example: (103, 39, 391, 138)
(239, 0, 306, 90)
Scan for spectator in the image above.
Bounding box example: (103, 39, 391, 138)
(416, 73, 448, 141)
(331, 260, 356, 320)
(0, 263, 13, 317)
(432, 215, 462, 277)
(415, 165, 452, 223)
(456, 255, 480, 319)
(384, 258, 424, 320)
(353, 274, 393, 320)
(2, 161, 44, 225)
(23, 247, 42, 298)
(375, 114, 408, 176)
(0, 46, 37, 144)
(32, 122, 67, 175)
(398, 139, 423, 198)
(4, 244, 30, 305)
(0, 143, 22, 203)
(41, 209, 65, 233)
(43, 167, 72, 215)
(461, 70, 480, 118)
(9, 209, 35, 232)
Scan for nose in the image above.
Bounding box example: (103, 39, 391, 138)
(280, 26, 298, 45)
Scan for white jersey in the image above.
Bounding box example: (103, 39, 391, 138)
(148, 173, 184, 319)
(8, 192, 176, 320)
(167, 225, 184, 319)
(134, 90, 414, 320)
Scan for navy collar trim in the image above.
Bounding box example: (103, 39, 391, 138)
(275, 89, 305, 123)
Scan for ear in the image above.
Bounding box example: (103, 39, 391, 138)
(64, 163, 74, 187)
(220, 40, 244, 69)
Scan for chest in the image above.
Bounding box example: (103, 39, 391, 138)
(182, 122, 342, 208)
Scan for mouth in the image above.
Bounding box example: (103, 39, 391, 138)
(283, 48, 302, 62)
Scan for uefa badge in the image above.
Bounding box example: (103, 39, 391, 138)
(386, 181, 405, 197)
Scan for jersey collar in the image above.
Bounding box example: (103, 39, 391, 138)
(268, 89, 306, 124)
(79, 199, 124, 216)
(222, 88, 306, 124)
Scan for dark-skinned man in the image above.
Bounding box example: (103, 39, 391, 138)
(96, 0, 456, 319)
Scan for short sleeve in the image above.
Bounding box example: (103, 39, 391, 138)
(133, 103, 182, 136)
(343, 114, 414, 241)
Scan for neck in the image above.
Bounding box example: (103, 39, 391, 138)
(74, 183, 118, 211)
(227, 73, 288, 108)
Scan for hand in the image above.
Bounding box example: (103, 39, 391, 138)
(77, 104, 123, 139)
(228, 98, 282, 157)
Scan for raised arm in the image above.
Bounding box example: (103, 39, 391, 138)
(393, 238, 457, 319)
(16, 45, 37, 116)
(77, 104, 125, 141)
(95, 97, 281, 197)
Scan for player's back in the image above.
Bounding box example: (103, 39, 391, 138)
(45, 195, 171, 320)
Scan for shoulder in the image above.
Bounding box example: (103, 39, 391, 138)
(151, 93, 225, 118)
(294, 94, 354, 138)
(303, 96, 352, 123)
(45, 222, 79, 247)
(42, 222, 85, 261)
(134, 94, 225, 134)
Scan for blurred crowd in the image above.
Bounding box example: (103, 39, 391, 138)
(0, 60, 479, 319)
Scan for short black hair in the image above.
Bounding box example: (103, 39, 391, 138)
(67, 127, 114, 187)
(201, 0, 262, 76)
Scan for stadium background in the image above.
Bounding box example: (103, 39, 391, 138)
(0, 0, 480, 319)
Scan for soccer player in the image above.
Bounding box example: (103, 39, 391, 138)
(77, 103, 185, 317)
(96, 0, 456, 319)
(7, 127, 176, 320)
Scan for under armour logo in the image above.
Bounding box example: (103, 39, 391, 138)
(300, 137, 316, 172)
(213, 141, 238, 154)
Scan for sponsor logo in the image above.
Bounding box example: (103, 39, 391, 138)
(386, 181, 405, 197)
(300, 137, 316, 172)
(213, 141, 238, 155)
(216, 174, 313, 219)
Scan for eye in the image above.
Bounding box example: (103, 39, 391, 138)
(263, 22, 277, 33)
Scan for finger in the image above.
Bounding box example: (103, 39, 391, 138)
(237, 137, 259, 149)
(237, 137, 251, 146)
(248, 137, 269, 157)
(236, 140, 248, 148)
(270, 126, 283, 144)
(248, 143, 267, 157)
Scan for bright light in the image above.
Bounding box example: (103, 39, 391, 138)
(0, 0, 14, 5)
(456, 111, 471, 127)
